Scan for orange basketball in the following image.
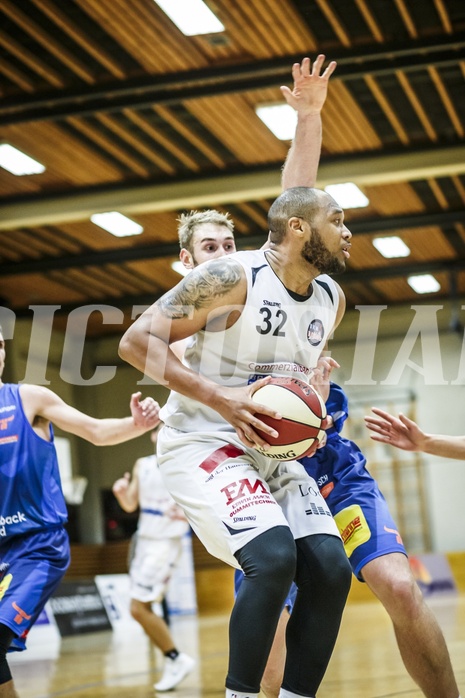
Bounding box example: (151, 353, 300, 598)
(251, 376, 327, 461)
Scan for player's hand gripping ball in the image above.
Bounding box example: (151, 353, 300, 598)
(252, 376, 328, 460)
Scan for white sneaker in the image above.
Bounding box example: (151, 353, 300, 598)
(154, 653, 195, 692)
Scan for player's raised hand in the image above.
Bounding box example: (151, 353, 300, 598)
(311, 355, 340, 403)
(112, 472, 131, 496)
(364, 408, 425, 452)
(280, 54, 337, 116)
(130, 392, 161, 429)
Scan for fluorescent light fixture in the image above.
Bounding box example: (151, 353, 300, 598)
(325, 182, 369, 209)
(255, 103, 297, 140)
(90, 212, 143, 237)
(153, 0, 224, 35)
(0, 143, 45, 175)
(171, 260, 190, 276)
(407, 274, 440, 294)
(372, 236, 411, 259)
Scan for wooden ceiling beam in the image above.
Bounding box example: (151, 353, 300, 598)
(1, 33, 465, 125)
(1, 209, 463, 278)
(1, 144, 465, 230)
(7, 258, 465, 318)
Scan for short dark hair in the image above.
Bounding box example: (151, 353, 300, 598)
(267, 187, 322, 244)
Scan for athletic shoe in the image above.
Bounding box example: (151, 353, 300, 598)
(154, 653, 195, 692)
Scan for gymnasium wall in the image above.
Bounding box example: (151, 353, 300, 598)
(4, 302, 465, 554)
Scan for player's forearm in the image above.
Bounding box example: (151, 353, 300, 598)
(421, 433, 465, 459)
(119, 332, 221, 409)
(160, 359, 221, 407)
(281, 112, 322, 190)
(113, 491, 138, 512)
(88, 416, 151, 445)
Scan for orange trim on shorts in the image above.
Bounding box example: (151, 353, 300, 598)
(199, 444, 244, 474)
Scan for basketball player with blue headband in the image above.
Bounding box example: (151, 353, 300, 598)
(119, 56, 354, 698)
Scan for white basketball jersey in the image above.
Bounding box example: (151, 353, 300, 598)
(137, 454, 189, 539)
(160, 249, 339, 433)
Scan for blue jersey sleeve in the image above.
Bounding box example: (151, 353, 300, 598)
(325, 382, 349, 435)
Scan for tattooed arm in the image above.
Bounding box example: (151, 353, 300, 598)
(119, 258, 280, 448)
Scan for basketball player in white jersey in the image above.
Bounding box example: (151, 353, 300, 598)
(119, 56, 351, 698)
(112, 423, 194, 691)
(119, 181, 353, 698)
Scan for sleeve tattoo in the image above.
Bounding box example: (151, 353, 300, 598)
(158, 258, 243, 319)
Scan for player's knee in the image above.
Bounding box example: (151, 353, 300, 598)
(129, 598, 148, 622)
(319, 538, 352, 600)
(370, 568, 422, 617)
(297, 534, 352, 598)
(236, 526, 296, 588)
(0, 624, 15, 685)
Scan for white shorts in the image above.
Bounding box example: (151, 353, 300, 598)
(129, 535, 183, 603)
(157, 426, 340, 568)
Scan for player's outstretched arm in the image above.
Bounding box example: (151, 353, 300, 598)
(20, 384, 160, 445)
(281, 54, 337, 191)
(365, 408, 425, 451)
(365, 407, 465, 460)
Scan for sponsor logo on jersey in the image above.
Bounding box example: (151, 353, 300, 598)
(220, 477, 276, 518)
(0, 414, 15, 431)
(0, 573, 13, 600)
(12, 601, 32, 626)
(307, 318, 324, 346)
(233, 516, 256, 523)
(305, 502, 333, 518)
(262, 300, 281, 307)
(298, 482, 320, 498)
(0, 511, 27, 537)
(0, 404, 16, 414)
(319, 481, 334, 499)
(221, 478, 268, 506)
(384, 524, 403, 545)
(334, 504, 371, 556)
(248, 361, 310, 376)
(0, 435, 19, 445)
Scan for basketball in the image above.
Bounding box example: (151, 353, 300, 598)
(251, 376, 327, 461)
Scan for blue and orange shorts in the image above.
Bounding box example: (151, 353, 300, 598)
(0, 526, 70, 651)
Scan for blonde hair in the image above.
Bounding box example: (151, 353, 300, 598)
(177, 210, 234, 253)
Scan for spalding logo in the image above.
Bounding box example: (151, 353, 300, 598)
(256, 448, 297, 460)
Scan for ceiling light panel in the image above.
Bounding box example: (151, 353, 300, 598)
(407, 274, 440, 294)
(372, 236, 411, 258)
(91, 212, 143, 237)
(153, 0, 224, 35)
(0, 144, 45, 175)
(325, 182, 369, 209)
(255, 104, 297, 141)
